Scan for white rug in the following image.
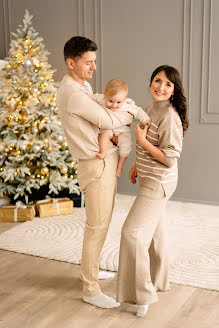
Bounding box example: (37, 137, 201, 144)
(0, 194, 219, 291)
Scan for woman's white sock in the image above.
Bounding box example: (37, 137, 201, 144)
(136, 304, 149, 317)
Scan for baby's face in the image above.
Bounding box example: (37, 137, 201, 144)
(105, 91, 127, 111)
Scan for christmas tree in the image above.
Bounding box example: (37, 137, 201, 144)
(0, 10, 80, 203)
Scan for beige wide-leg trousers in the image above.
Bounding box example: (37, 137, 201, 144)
(117, 177, 176, 305)
(77, 152, 118, 296)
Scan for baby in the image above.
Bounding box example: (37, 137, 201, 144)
(93, 79, 151, 177)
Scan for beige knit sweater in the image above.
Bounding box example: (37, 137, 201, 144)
(136, 100, 183, 195)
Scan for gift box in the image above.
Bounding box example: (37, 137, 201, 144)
(0, 202, 35, 222)
(36, 197, 73, 217)
(0, 195, 11, 208)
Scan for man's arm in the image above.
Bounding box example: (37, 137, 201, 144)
(69, 92, 133, 129)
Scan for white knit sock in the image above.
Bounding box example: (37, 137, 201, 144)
(136, 304, 149, 317)
(98, 271, 115, 279)
(83, 292, 120, 309)
(80, 271, 115, 282)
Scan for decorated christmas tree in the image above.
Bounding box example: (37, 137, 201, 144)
(0, 10, 80, 203)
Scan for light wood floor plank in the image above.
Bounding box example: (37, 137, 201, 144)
(0, 222, 218, 328)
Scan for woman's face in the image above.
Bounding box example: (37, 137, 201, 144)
(150, 70, 174, 101)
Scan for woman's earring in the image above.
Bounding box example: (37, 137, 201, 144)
(170, 95, 173, 101)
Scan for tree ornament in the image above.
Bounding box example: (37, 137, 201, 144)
(41, 167, 49, 174)
(32, 144, 41, 153)
(60, 167, 68, 174)
(23, 59, 32, 67)
(57, 135, 65, 144)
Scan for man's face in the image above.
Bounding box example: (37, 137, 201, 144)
(68, 51, 96, 84)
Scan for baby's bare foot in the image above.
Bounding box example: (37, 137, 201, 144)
(116, 168, 122, 177)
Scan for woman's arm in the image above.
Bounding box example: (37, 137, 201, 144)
(134, 124, 170, 167)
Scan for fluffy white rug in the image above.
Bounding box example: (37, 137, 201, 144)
(0, 194, 218, 291)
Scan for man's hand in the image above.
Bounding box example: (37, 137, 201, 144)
(129, 161, 137, 184)
(134, 123, 149, 146)
(111, 133, 118, 146)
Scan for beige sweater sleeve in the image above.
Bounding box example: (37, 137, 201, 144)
(68, 92, 133, 129)
(157, 109, 183, 160)
(135, 107, 151, 124)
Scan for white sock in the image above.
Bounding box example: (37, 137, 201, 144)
(98, 271, 115, 279)
(80, 271, 115, 282)
(83, 292, 120, 309)
(136, 304, 149, 317)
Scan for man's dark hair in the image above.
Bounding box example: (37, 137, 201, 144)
(64, 36, 97, 61)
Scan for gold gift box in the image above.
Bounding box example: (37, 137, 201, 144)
(0, 203, 35, 222)
(36, 198, 73, 217)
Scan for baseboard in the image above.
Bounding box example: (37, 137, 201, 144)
(170, 196, 219, 207)
(117, 192, 219, 207)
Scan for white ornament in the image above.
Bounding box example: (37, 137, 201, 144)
(32, 144, 41, 153)
(30, 98, 39, 105)
(23, 59, 32, 67)
(57, 135, 65, 144)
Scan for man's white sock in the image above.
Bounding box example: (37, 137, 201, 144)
(83, 292, 120, 309)
(98, 271, 115, 279)
(136, 304, 149, 317)
(80, 271, 115, 282)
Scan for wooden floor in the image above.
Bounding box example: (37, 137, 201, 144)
(0, 223, 218, 328)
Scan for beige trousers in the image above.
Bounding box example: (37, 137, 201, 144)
(117, 177, 176, 305)
(77, 152, 118, 296)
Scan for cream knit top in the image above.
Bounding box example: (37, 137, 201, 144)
(136, 100, 183, 192)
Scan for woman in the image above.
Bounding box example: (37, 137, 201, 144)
(117, 65, 189, 316)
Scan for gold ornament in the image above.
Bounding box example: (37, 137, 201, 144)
(41, 167, 49, 174)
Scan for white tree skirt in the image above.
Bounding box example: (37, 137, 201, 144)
(0, 194, 218, 291)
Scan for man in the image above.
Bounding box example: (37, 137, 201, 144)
(57, 36, 133, 309)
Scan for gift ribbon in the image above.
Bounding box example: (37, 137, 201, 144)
(81, 192, 85, 207)
(3, 201, 35, 222)
(36, 197, 70, 215)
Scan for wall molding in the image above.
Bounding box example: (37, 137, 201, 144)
(77, 0, 85, 36)
(76, 0, 102, 93)
(182, 0, 192, 119)
(94, 0, 103, 92)
(200, 0, 219, 123)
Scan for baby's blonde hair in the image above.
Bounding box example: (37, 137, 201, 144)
(104, 79, 128, 98)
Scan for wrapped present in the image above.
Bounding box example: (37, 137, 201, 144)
(0, 201, 35, 222)
(36, 197, 73, 217)
(0, 195, 11, 208)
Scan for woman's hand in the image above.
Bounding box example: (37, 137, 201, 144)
(134, 123, 149, 146)
(129, 161, 137, 184)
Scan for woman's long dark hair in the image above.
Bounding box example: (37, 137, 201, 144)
(150, 65, 189, 136)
